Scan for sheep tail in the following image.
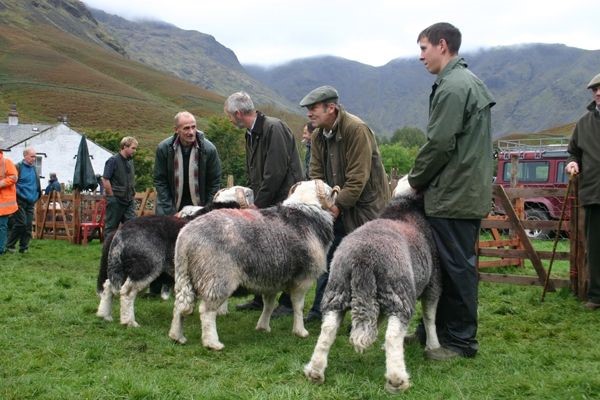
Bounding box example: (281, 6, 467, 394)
(349, 264, 380, 353)
(96, 231, 115, 294)
(173, 244, 195, 316)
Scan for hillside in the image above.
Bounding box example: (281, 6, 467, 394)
(0, 0, 305, 151)
(90, 8, 297, 112)
(246, 45, 600, 139)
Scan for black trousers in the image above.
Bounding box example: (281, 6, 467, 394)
(7, 197, 35, 251)
(584, 205, 600, 303)
(308, 218, 347, 315)
(422, 217, 481, 357)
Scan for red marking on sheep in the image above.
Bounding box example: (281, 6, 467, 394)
(214, 208, 261, 221)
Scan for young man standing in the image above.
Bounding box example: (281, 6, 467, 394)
(102, 137, 138, 238)
(408, 22, 495, 360)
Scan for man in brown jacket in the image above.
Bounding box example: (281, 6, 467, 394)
(224, 91, 304, 316)
(300, 85, 390, 322)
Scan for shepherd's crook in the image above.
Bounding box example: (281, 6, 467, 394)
(541, 174, 575, 302)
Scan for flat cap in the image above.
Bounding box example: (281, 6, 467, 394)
(587, 73, 600, 89)
(299, 85, 339, 107)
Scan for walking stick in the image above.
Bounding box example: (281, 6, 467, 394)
(541, 173, 575, 302)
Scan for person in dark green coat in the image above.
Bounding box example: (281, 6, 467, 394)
(407, 22, 495, 360)
(224, 91, 303, 316)
(566, 72, 600, 311)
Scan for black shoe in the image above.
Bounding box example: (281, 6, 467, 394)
(271, 305, 293, 318)
(6, 247, 16, 254)
(304, 310, 322, 323)
(236, 300, 263, 311)
(18, 248, 28, 254)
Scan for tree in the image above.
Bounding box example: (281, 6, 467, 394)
(379, 143, 418, 176)
(203, 115, 246, 187)
(390, 126, 426, 148)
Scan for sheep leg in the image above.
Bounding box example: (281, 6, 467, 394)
(421, 293, 441, 351)
(304, 310, 343, 384)
(384, 315, 411, 393)
(200, 300, 224, 350)
(96, 279, 114, 322)
(119, 278, 145, 328)
(289, 281, 312, 338)
(256, 293, 277, 332)
(168, 304, 187, 344)
(217, 299, 229, 316)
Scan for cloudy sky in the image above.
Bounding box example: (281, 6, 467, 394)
(84, 0, 598, 67)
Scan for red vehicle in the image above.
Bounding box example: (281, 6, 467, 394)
(493, 138, 570, 238)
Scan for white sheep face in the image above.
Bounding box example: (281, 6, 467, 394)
(213, 186, 254, 206)
(284, 180, 333, 208)
(392, 176, 416, 198)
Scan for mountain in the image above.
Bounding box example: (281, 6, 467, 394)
(89, 8, 296, 111)
(245, 45, 600, 139)
(0, 0, 304, 150)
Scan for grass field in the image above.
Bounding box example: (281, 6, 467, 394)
(1, 238, 599, 400)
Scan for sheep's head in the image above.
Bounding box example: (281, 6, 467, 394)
(176, 205, 204, 218)
(213, 186, 254, 208)
(392, 175, 418, 199)
(285, 179, 340, 210)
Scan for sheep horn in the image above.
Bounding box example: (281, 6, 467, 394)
(316, 179, 339, 210)
(288, 181, 301, 196)
(235, 187, 250, 208)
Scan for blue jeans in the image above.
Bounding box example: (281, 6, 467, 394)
(0, 215, 8, 253)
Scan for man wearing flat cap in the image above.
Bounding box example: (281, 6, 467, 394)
(566, 72, 600, 311)
(300, 85, 390, 322)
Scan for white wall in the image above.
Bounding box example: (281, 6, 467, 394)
(6, 124, 114, 190)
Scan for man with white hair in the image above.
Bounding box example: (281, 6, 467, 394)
(224, 91, 304, 316)
(6, 147, 41, 254)
(566, 72, 600, 311)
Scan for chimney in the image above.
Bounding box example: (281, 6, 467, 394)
(8, 104, 18, 126)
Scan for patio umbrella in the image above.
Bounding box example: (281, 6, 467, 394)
(72, 135, 98, 192)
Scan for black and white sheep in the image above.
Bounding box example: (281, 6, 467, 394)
(96, 186, 254, 327)
(303, 176, 441, 393)
(168, 179, 339, 350)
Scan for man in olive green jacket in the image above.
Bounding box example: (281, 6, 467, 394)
(566, 72, 600, 311)
(408, 23, 495, 360)
(300, 85, 390, 322)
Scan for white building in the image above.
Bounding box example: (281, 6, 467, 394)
(0, 105, 113, 191)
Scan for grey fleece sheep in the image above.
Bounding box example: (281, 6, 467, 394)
(96, 186, 254, 327)
(304, 177, 442, 393)
(168, 179, 339, 350)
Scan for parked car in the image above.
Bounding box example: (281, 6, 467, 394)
(493, 138, 570, 239)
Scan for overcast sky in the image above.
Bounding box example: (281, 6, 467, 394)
(84, 0, 599, 67)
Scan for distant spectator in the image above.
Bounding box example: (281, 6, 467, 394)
(44, 172, 61, 195)
(0, 148, 18, 255)
(7, 147, 42, 254)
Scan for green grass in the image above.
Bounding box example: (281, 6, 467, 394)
(1, 239, 599, 399)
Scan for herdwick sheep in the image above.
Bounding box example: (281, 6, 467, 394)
(168, 179, 339, 350)
(303, 176, 442, 393)
(96, 186, 254, 327)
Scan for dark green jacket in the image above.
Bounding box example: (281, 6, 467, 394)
(246, 112, 303, 208)
(153, 131, 221, 216)
(311, 107, 390, 233)
(567, 101, 600, 206)
(409, 57, 495, 219)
